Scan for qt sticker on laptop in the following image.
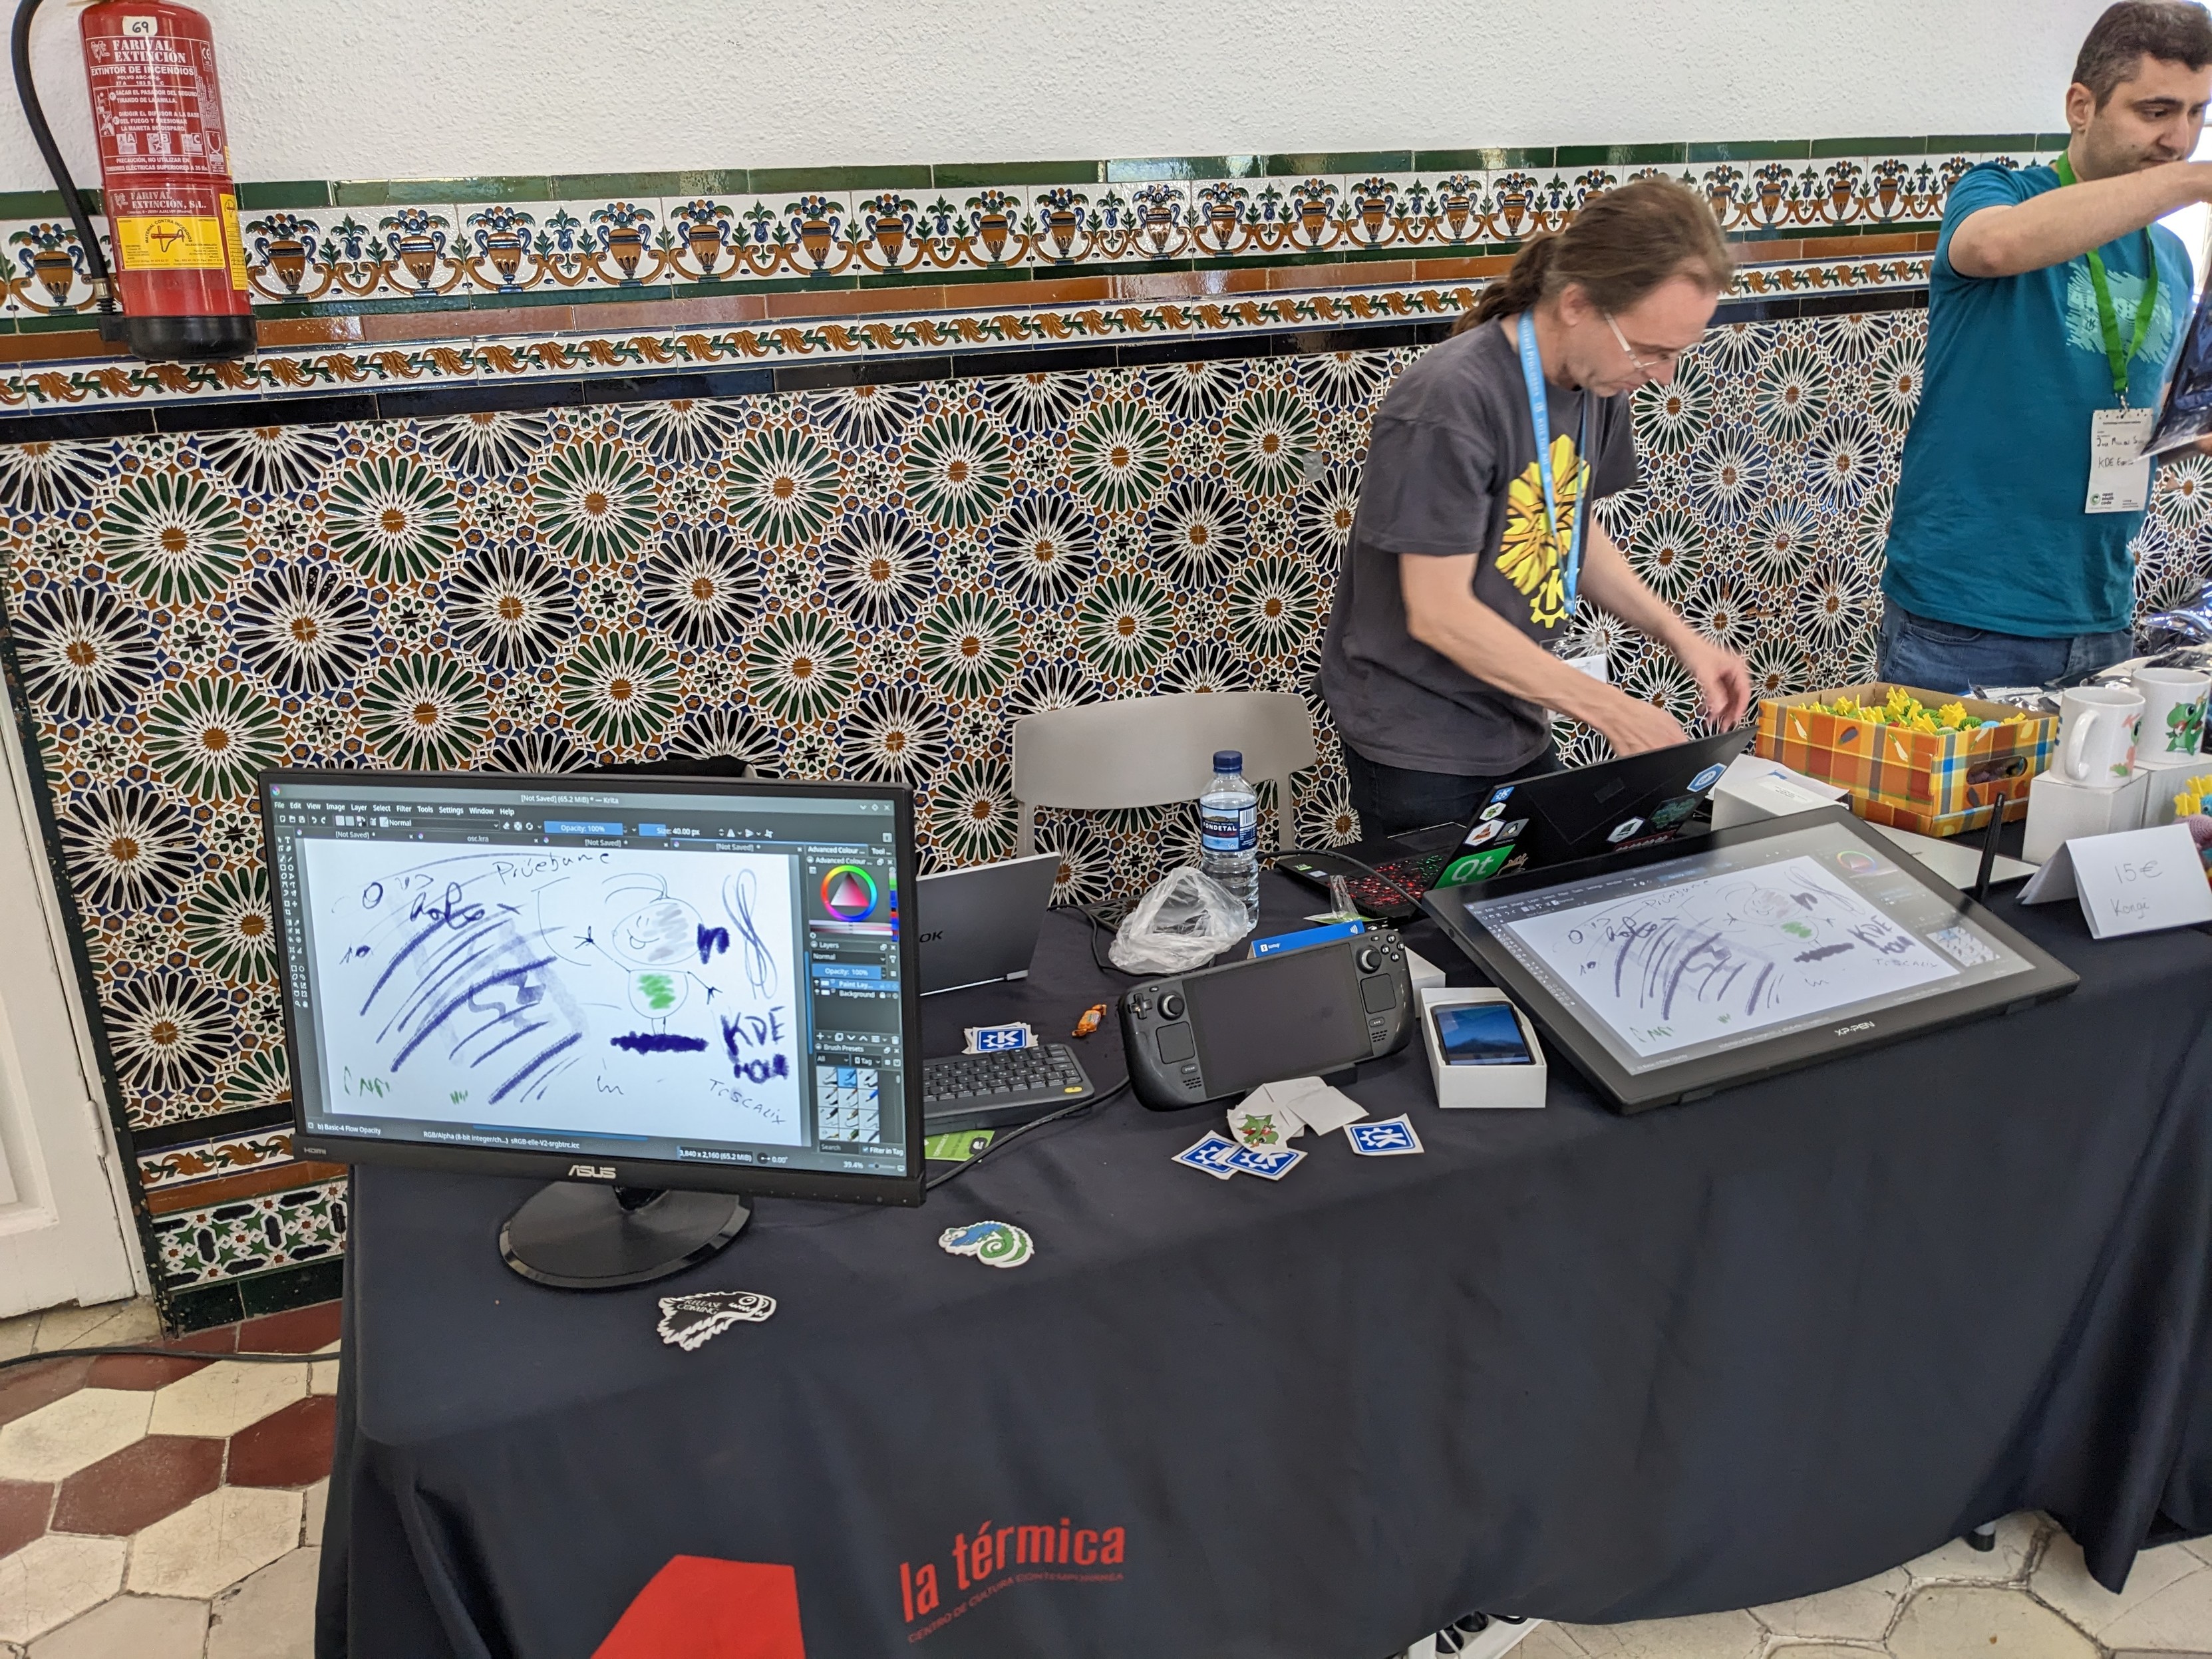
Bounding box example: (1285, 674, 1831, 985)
(1689, 763, 1727, 793)
(1441, 845, 1515, 885)
(1486, 785, 1515, 806)
(1649, 794, 1701, 831)
(1607, 816, 1647, 843)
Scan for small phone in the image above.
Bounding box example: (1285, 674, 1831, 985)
(1429, 1001, 1534, 1066)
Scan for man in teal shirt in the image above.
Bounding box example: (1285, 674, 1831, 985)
(1881, 1, 2212, 692)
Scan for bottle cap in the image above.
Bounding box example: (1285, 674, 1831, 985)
(1213, 750, 1241, 772)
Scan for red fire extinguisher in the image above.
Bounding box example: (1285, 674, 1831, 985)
(10, 0, 255, 362)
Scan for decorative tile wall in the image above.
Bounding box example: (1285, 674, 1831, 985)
(7, 303, 2209, 1313)
(0, 255, 1935, 419)
(0, 140, 2048, 329)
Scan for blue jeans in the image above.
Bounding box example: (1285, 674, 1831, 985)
(1876, 605, 2135, 696)
(1342, 742, 1561, 841)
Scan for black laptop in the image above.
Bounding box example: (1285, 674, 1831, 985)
(1282, 728, 1754, 918)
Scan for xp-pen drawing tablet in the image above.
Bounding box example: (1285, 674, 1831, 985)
(1420, 807, 2078, 1112)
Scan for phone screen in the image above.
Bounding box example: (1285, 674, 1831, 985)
(1431, 1002, 1533, 1066)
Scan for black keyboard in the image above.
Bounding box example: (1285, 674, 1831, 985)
(1275, 852, 1437, 918)
(922, 1043, 1096, 1133)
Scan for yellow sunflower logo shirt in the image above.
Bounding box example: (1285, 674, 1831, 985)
(1495, 432, 1587, 632)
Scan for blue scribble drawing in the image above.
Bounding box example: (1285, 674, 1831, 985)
(610, 1031, 711, 1054)
(1503, 855, 1958, 1058)
(723, 869, 775, 996)
(297, 841, 804, 1143)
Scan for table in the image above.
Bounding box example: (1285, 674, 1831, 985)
(317, 871, 2212, 1659)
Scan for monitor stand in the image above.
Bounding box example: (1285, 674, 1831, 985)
(498, 1183, 752, 1290)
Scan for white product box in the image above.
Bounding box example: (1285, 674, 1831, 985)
(2024, 767, 2150, 865)
(1709, 754, 1849, 831)
(1403, 947, 1446, 996)
(1419, 986, 1546, 1110)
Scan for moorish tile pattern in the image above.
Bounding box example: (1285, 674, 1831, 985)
(0, 256, 1936, 418)
(5, 311, 2211, 1310)
(0, 139, 2051, 326)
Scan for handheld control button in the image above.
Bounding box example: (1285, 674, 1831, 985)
(1355, 946, 1381, 974)
(1360, 974, 1398, 1012)
(1156, 1023, 1196, 1064)
(1160, 992, 1185, 1020)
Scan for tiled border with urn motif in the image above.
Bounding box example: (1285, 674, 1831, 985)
(0, 131, 2058, 416)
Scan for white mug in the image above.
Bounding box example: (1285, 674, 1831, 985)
(2058, 684, 2145, 786)
(2132, 667, 2211, 762)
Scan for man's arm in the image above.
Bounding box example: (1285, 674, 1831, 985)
(1949, 160, 2212, 279)
(1577, 521, 1752, 728)
(1398, 553, 1692, 754)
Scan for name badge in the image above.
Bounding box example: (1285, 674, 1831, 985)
(1561, 648, 1610, 684)
(2086, 407, 2155, 514)
(1546, 646, 1610, 728)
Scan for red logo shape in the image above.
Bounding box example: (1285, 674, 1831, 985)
(592, 1557, 806, 1659)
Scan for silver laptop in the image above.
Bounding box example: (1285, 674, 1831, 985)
(915, 851, 1061, 995)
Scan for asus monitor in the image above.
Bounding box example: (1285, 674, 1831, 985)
(259, 770, 923, 1289)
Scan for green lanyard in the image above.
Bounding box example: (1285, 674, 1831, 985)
(2053, 151, 2158, 404)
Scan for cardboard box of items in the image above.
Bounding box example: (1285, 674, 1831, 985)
(1754, 682, 2058, 837)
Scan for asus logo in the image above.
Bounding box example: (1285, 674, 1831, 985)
(569, 1163, 617, 1179)
(1833, 1020, 1875, 1036)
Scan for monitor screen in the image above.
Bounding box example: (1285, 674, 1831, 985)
(1456, 817, 2040, 1079)
(263, 772, 919, 1199)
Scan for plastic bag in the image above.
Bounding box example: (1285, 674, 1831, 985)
(1108, 865, 1253, 974)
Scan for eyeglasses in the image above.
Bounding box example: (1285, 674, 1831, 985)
(1604, 313, 1686, 377)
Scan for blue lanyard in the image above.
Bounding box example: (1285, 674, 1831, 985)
(1515, 311, 1590, 619)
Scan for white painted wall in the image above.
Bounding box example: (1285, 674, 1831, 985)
(0, 0, 2112, 192)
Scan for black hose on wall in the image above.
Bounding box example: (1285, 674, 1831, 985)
(10, 0, 122, 330)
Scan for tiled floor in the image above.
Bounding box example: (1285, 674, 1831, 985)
(1504, 1513, 2212, 1659)
(3, 1299, 2208, 1658)
(0, 1297, 333, 1657)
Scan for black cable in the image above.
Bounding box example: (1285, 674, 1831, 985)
(1078, 900, 1146, 977)
(1268, 846, 1429, 913)
(9, 0, 119, 321)
(925, 1077, 1130, 1191)
(0, 1342, 329, 1377)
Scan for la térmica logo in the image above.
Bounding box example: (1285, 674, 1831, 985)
(898, 1515, 1127, 1640)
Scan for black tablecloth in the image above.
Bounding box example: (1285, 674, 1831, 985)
(318, 872, 2212, 1659)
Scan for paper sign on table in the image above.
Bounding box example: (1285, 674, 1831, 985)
(2016, 822, 2212, 937)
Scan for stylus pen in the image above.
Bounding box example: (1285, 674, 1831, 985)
(1965, 755, 2029, 905)
(1973, 788, 2007, 903)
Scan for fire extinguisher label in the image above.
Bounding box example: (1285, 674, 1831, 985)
(113, 214, 228, 272)
(218, 192, 248, 290)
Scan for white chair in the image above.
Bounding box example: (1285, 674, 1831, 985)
(1010, 692, 1318, 857)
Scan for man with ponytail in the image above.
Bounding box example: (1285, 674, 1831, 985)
(1319, 177, 1751, 837)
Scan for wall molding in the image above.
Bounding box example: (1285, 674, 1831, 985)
(0, 257, 1934, 440)
(0, 128, 2046, 382)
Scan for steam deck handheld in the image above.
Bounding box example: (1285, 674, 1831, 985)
(1120, 929, 1415, 1110)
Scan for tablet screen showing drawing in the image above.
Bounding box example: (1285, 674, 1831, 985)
(1457, 820, 2038, 1076)
(263, 777, 915, 1180)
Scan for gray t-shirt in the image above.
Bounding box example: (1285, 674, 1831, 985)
(1319, 319, 1639, 775)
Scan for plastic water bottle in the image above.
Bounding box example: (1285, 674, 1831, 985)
(1199, 749, 1260, 921)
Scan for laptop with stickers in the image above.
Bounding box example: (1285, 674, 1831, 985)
(1279, 728, 1754, 917)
